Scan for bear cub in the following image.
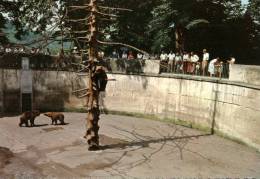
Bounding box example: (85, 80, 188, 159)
(44, 112, 65, 125)
(19, 110, 41, 127)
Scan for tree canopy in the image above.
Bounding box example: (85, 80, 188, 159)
(0, 0, 260, 64)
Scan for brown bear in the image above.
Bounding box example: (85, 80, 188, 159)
(19, 110, 41, 127)
(43, 112, 65, 125)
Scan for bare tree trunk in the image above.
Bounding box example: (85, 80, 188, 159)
(175, 26, 184, 54)
(84, 0, 100, 151)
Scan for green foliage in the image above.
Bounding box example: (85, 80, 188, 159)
(0, 0, 260, 64)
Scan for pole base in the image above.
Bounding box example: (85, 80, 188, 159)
(88, 144, 100, 151)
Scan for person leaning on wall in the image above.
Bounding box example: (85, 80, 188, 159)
(202, 49, 209, 76)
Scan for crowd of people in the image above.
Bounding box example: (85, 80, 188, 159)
(0, 44, 236, 78)
(159, 49, 236, 78)
(0, 44, 52, 56)
(108, 48, 235, 78)
(110, 50, 146, 73)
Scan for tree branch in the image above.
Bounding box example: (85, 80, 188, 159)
(97, 40, 149, 55)
(97, 6, 133, 12)
(69, 5, 90, 11)
(72, 30, 89, 34)
(72, 88, 88, 93)
(95, 10, 118, 18)
(66, 17, 91, 22)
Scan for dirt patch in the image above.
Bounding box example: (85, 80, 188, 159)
(0, 147, 14, 178)
(0, 147, 44, 178)
(42, 127, 64, 132)
(0, 147, 14, 169)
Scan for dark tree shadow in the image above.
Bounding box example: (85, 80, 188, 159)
(51, 122, 70, 126)
(96, 124, 214, 178)
(100, 133, 211, 151)
(19, 124, 49, 128)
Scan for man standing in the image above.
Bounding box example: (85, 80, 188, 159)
(112, 49, 119, 60)
(227, 56, 236, 77)
(168, 51, 175, 72)
(160, 51, 168, 61)
(190, 52, 199, 74)
(182, 51, 189, 74)
(159, 51, 168, 73)
(122, 51, 128, 59)
(202, 49, 209, 76)
(174, 52, 182, 73)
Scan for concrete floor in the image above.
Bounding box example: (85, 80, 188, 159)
(0, 113, 260, 178)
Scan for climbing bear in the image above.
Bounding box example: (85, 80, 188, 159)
(19, 110, 41, 127)
(43, 112, 65, 125)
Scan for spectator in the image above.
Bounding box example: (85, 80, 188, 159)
(128, 51, 134, 60)
(190, 52, 199, 74)
(208, 57, 220, 77)
(125, 51, 135, 73)
(19, 46, 25, 53)
(159, 51, 168, 74)
(72, 46, 79, 55)
(174, 52, 182, 73)
(182, 51, 189, 74)
(14, 47, 19, 53)
(111, 49, 119, 60)
(122, 51, 128, 59)
(137, 53, 143, 60)
(168, 51, 175, 72)
(228, 56, 236, 73)
(116, 50, 127, 71)
(30, 47, 36, 54)
(0, 45, 4, 53)
(137, 52, 145, 73)
(160, 51, 168, 61)
(202, 49, 209, 76)
(36, 48, 41, 54)
(143, 53, 149, 60)
(5, 45, 12, 53)
(98, 51, 105, 59)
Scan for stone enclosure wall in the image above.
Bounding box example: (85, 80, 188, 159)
(229, 64, 260, 86)
(0, 69, 259, 151)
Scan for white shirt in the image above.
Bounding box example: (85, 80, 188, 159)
(230, 57, 235, 64)
(229, 57, 236, 71)
(209, 58, 218, 65)
(137, 53, 143, 59)
(99, 51, 104, 58)
(191, 55, 199, 62)
(160, 53, 167, 61)
(183, 54, 189, 61)
(72, 49, 78, 54)
(14, 48, 19, 53)
(168, 53, 175, 61)
(5, 48, 12, 53)
(122, 53, 128, 59)
(203, 53, 209, 61)
(175, 55, 182, 61)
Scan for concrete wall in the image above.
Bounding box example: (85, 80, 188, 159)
(143, 60, 160, 74)
(104, 74, 260, 151)
(0, 69, 260, 151)
(229, 64, 260, 86)
(0, 70, 86, 112)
